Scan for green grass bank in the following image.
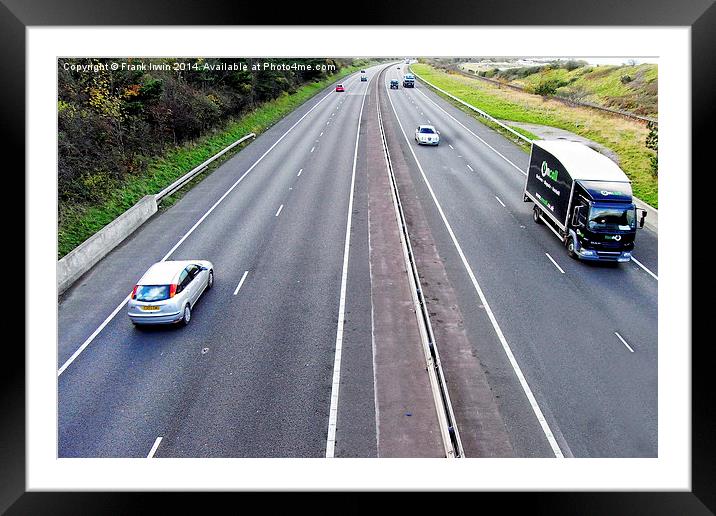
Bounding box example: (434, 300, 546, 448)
(410, 63, 658, 208)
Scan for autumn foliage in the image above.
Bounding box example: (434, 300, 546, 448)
(58, 58, 350, 204)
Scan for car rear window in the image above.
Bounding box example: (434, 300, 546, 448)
(419, 127, 435, 134)
(136, 285, 170, 302)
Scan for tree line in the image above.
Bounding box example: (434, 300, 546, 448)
(58, 58, 353, 204)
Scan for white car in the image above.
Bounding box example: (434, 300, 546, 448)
(128, 260, 214, 326)
(415, 125, 439, 145)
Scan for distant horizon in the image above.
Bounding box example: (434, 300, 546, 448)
(461, 57, 658, 66)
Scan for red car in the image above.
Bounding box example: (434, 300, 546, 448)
(335, 84, 345, 92)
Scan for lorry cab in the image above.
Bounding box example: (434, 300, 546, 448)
(523, 140, 646, 263)
(567, 181, 641, 260)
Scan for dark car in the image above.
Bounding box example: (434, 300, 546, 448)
(361, 75, 367, 82)
(390, 80, 399, 89)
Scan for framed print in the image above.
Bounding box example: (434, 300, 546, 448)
(8, 0, 714, 512)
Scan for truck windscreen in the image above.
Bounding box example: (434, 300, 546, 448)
(588, 205, 636, 231)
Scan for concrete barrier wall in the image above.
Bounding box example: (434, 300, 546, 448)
(57, 195, 158, 294)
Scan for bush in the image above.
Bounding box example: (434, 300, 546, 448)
(620, 75, 633, 84)
(534, 80, 558, 96)
(57, 57, 352, 206)
(564, 60, 585, 71)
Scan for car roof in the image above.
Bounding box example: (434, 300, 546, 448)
(418, 125, 436, 130)
(138, 260, 196, 285)
(533, 140, 629, 182)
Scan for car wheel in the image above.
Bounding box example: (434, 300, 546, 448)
(207, 269, 214, 289)
(533, 206, 542, 224)
(180, 304, 191, 326)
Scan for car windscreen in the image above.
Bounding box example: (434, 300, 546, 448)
(135, 285, 171, 302)
(588, 205, 635, 231)
(419, 127, 435, 134)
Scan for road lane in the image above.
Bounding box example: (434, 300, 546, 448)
(58, 65, 383, 457)
(58, 70, 367, 370)
(384, 66, 657, 457)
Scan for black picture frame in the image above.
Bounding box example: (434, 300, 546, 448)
(7, 0, 713, 512)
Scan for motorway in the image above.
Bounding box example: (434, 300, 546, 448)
(57, 62, 658, 458)
(380, 65, 658, 457)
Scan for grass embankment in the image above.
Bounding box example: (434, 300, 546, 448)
(460, 62, 658, 117)
(411, 63, 658, 208)
(58, 63, 370, 258)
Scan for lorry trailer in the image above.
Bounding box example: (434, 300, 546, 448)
(523, 139, 647, 262)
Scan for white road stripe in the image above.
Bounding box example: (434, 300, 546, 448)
(545, 253, 565, 274)
(57, 71, 345, 377)
(386, 81, 566, 458)
(466, 164, 473, 172)
(297, 168, 303, 177)
(275, 204, 284, 217)
(495, 195, 506, 207)
(615, 332, 635, 353)
(233, 270, 249, 296)
(631, 256, 658, 280)
(414, 88, 525, 175)
(147, 437, 162, 458)
(448, 144, 454, 150)
(320, 132, 323, 136)
(326, 70, 372, 459)
(310, 146, 315, 153)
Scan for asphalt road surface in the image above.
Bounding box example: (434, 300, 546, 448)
(57, 62, 658, 458)
(380, 65, 658, 457)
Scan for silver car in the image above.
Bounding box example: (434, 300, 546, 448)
(415, 125, 440, 145)
(128, 260, 214, 326)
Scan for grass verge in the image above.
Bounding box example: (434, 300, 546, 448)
(58, 61, 373, 258)
(410, 63, 658, 208)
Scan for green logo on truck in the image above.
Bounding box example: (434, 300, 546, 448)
(541, 161, 558, 181)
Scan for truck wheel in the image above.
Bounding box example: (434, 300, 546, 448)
(533, 206, 543, 224)
(566, 238, 578, 259)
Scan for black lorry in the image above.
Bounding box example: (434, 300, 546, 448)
(523, 140, 647, 262)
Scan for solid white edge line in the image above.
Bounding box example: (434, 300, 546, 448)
(325, 70, 372, 459)
(631, 256, 659, 280)
(495, 195, 506, 208)
(147, 436, 162, 458)
(385, 81, 566, 459)
(545, 253, 566, 274)
(57, 294, 130, 376)
(275, 204, 284, 217)
(414, 87, 526, 175)
(378, 87, 459, 458)
(615, 332, 635, 353)
(233, 270, 249, 296)
(58, 73, 357, 377)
